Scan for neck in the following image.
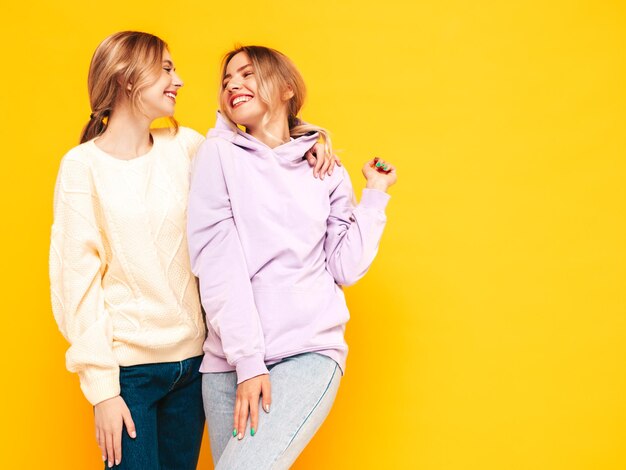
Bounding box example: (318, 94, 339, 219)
(95, 103, 154, 160)
(248, 109, 290, 148)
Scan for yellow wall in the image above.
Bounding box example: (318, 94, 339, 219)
(1, 1, 625, 468)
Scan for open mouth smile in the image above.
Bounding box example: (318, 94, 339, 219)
(231, 94, 253, 108)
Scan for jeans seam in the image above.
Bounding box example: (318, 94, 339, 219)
(270, 362, 338, 468)
(169, 361, 185, 392)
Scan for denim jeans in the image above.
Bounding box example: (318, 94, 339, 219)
(110, 355, 205, 469)
(203, 353, 341, 469)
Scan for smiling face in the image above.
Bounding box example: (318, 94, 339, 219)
(140, 49, 183, 120)
(221, 52, 270, 131)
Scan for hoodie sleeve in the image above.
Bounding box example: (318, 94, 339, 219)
(49, 153, 120, 405)
(187, 139, 269, 383)
(324, 167, 391, 286)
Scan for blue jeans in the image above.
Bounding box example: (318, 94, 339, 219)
(110, 355, 205, 469)
(203, 353, 341, 469)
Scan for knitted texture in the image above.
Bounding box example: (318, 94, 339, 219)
(50, 127, 206, 405)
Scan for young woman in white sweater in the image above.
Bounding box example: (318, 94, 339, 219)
(49, 31, 335, 469)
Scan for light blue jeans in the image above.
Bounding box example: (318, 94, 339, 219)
(202, 353, 341, 469)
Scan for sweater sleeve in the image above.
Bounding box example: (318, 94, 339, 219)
(187, 139, 269, 383)
(324, 167, 391, 286)
(49, 154, 120, 405)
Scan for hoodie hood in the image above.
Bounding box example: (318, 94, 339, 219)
(208, 112, 320, 162)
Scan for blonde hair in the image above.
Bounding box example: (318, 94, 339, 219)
(80, 31, 178, 143)
(219, 45, 332, 157)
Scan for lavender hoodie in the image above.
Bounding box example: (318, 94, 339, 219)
(187, 114, 390, 383)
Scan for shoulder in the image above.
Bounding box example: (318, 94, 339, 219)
(55, 143, 97, 194)
(153, 126, 206, 160)
(58, 142, 98, 172)
(196, 135, 232, 157)
(151, 126, 202, 143)
(191, 136, 235, 175)
(175, 126, 206, 145)
(328, 164, 350, 189)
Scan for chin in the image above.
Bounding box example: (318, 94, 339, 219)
(234, 114, 261, 130)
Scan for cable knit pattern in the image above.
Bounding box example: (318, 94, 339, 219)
(49, 127, 206, 405)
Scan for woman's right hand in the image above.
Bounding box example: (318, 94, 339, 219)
(94, 395, 136, 468)
(234, 374, 272, 439)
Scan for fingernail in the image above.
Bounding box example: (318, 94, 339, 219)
(102, 455, 106, 461)
(264, 404, 270, 413)
(116, 460, 120, 466)
(232, 428, 237, 437)
(130, 431, 137, 438)
(238, 433, 243, 440)
(251, 428, 256, 436)
(108, 461, 113, 468)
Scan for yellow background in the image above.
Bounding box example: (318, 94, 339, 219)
(1, 0, 625, 468)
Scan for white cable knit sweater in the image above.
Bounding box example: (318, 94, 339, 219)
(49, 127, 206, 405)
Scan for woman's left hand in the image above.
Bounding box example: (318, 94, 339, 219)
(362, 158, 397, 192)
(304, 143, 341, 179)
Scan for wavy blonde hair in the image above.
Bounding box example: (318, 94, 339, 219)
(219, 45, 332, 157)
(80, 31, 178, 143)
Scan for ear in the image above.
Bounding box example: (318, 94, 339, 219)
(116, 76, 133, 94)
(282, 85, 294, 101)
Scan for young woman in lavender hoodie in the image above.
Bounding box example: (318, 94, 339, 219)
(187, 46, 397, 469)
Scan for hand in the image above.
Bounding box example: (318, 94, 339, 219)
(362, 158, 397, 192)
(94, 396, 136, 468)
(233, 374, 271, 439)
(304, 143, 342, 179)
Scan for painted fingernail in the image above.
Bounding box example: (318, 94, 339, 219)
(238, 433, 243, 440)
(251, 428, 256, 436)
(116, 460, 120, 466)
(102, 455, 106, 461)
(232, 428, 237, 437)
(130, 431, 137, 438)
(108, 461, 113, 468)
(264, 404, 270, 413)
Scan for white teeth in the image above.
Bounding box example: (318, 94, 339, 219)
(232, 95, 251, 106)
(165, 92, 176, 100)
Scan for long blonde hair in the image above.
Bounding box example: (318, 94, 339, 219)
(80, 31, 178, 143)
(219, 45, 332, 157)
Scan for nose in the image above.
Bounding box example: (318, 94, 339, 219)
(227, 80, 241, 92)
(172, 70, 184, 88)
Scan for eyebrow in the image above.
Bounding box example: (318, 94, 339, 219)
(222, 63, 252, 82)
